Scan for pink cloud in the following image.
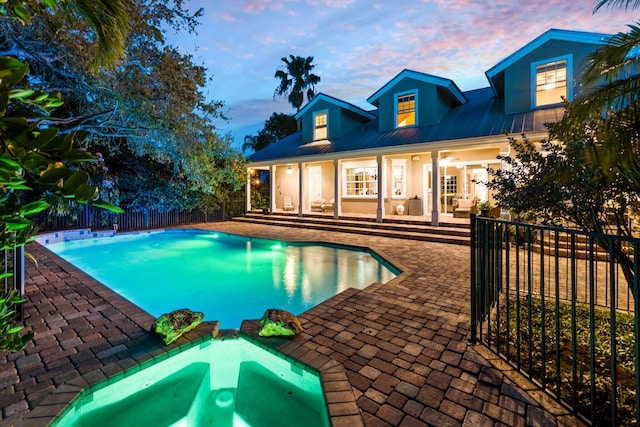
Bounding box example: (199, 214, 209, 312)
(221, 13, 237, 22)
(308, 0, 355, 8)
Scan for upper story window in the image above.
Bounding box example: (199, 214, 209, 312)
(313, 111, 327, 140)
(396, 92, 416, 128)
(532, 55, 572, 108)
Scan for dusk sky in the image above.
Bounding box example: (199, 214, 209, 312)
(167, 0, 633, 149)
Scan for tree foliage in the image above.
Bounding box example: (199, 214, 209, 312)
(242, 112, 297, 154)
(488, 126, 640, 296)
(1, 0, 246, 212)
(274, 55, 320, 112)
(0, 0, 130, 352)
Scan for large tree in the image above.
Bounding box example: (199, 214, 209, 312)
(274, 55, 320, 112)
(1, 0, 246, 212)
(0, 0, 130, 351)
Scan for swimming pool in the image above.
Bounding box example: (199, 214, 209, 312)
(45, 229, 397, 328)
(51, 335, 330, 427)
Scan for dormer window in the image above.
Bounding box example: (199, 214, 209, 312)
(313, 111, 327, 140)
(396, 91, 416, 128)
(532, 55, 572, 107)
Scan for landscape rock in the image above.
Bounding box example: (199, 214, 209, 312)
(258, 308, 303, 337)
(150, 308, 204, 344)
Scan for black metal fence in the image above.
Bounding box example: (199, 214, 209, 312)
(470, 214, 639, 425)
(34, 201, 246, 233)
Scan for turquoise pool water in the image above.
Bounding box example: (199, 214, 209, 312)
(46, 229, 397, 328)
(51, 335, 330, 427)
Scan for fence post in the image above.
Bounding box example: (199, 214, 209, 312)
(470, 213, 477, 344)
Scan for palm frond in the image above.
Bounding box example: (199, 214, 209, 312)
(594, 0, 640, 12)
(583, 24, 640, 86)
(65, 0, 130, 69)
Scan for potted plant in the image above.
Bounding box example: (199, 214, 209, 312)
(478, 200, 492, 217)
(507, 209, 538, 244)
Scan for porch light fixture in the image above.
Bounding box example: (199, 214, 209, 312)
(412, 155, 420, 161)
(286, 165, 293, 175)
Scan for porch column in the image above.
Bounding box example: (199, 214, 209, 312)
(376, 155, 385, 223)
(431, 152, 439, 226)
(246, 168, 252, 212)
(333, 159, 341, 219)
(269, 165, 276, 213)
(463, 164, 468, 198)
(298, 162, 304, 217)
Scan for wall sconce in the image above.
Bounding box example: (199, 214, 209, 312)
(286, 165, 293, 175)
(411, 156, 420, 161)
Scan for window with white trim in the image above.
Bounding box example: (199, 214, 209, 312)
(441, 175, 457, 196)
(534, 58, 569, 107)
(313, 111, 327, 140)
(344, 165, 378, 197)
(391, 159, 406, 198)
(396, 92, 416, 128)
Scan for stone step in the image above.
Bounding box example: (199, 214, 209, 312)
(245, 213, 470, 237)
(233, 214, 471, 246)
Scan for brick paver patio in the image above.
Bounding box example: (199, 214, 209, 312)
(1, 222, 583, 426)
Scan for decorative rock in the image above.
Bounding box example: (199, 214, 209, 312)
(258, 308, 303, 337)
(150, 308, 204, 345)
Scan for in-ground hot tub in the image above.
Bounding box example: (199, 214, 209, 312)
(50, 335, 330, 427)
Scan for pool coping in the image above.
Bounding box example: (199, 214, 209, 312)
(23, 236, 372, 426)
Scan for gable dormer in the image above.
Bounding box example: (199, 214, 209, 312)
(367, 70, 466, 133)
(294, 93, 375, 144)
(485, 29, 608, 114)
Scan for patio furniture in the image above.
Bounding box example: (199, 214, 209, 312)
(322, 199, 335, 212)
(407, 197, 422, 215)
(283, 195, 295, 211)
(453, 198, 478, 218)
(310, 199, 334, 212)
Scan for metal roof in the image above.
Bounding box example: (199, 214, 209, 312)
(248, 87, 563, 164)
(294, 93, 376, 120)
(367, 69, 467, 106)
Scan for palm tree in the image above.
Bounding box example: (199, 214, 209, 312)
(576, 1, 640, 117)
(274, 55, 321, 112)
(242, 135, 256, 154)
(558, 0, 640, 189)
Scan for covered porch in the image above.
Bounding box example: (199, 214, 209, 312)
(246, 144, 507, 226)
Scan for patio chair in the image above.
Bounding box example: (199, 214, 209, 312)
(453, 198, 478, 218)
(283, 195, 295, 211)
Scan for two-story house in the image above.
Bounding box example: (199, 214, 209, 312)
(246, 29, 609, 225)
